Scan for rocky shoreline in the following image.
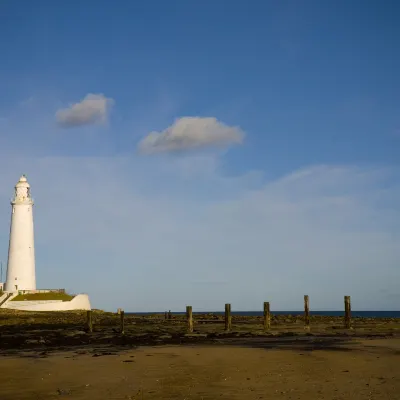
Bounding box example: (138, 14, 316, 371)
(1, 309, 399, 354)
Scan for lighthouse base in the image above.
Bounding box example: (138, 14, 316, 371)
(0, 293, 91, 311)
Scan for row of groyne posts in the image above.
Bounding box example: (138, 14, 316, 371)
(86, 295, 352, 334)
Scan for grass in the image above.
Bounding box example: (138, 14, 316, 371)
(11, 292, 75, 302)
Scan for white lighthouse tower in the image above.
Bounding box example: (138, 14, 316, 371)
(4, 175, 36, 292)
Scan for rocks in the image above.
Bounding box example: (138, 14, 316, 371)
(158, 334, 172, 339)
(183, 333, 208, 338)
(0, 310, 398, 355)
(56, 388, 72, 396)
(25, 338, 46, 345)
(64, 330, 87, 337)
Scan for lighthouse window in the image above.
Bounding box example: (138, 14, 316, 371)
(12, 207, 15, 214)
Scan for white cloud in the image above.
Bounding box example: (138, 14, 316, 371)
(138, 117, 245, 154)
(0, 156, 398, 312)
(55, 93, 114, 128)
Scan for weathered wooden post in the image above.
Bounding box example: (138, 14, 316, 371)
(168, 310, 172, 320)
(186, 305, 193, 333)
(263, 302, 271, 331)
(225, 303, 232, 331)
(164, 311, 167, 320)
(304, 295, 310, 331)
(344, 296, 351, 329)
(86, 310, 93, 333)
(120, 310, 125, 334)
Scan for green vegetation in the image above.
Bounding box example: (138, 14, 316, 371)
(11, 292, 75, 302)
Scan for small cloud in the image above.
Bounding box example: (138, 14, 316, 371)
(138, 117, 244, 154)
(55, 93, 114, 128)
(19, 96, 35, 108)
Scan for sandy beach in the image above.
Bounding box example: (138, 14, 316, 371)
(0, 311, 399, 399)
(1, 337, 399, 399)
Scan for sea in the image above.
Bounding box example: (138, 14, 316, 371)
(129, 311, 400, 318)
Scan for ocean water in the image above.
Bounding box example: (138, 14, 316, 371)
(130, 311, 400, 318)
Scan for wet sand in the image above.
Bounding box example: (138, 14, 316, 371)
(0, 338, 399, 399)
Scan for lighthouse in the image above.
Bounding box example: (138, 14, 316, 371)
(0, 175, 91, 311)
(4, 175, 36, 292)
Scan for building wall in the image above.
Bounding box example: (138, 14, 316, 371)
(3, 294, 91, 311)
(5, 203, 36, 291)
(7, 300, 63, 307)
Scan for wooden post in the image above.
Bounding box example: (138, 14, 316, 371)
(225, 303, 232, 331)
(186, 305, 193, 333)
(263, 302, 271, 331)
(304, 295, 310, 331)
(164, 311, 167, 320)
(86, 310, 93, 333)
(344, 296, 351, 329)
(120, 310, 125, 334)
(168, 310, 172, 320)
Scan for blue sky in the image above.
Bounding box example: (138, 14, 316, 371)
(0, 1, 399, 311)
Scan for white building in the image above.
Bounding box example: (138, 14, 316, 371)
(4, 175, 36, 292)
(0, 175, 91, 311)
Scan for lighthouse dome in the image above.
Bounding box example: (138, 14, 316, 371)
(15, 175, 30, 188)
